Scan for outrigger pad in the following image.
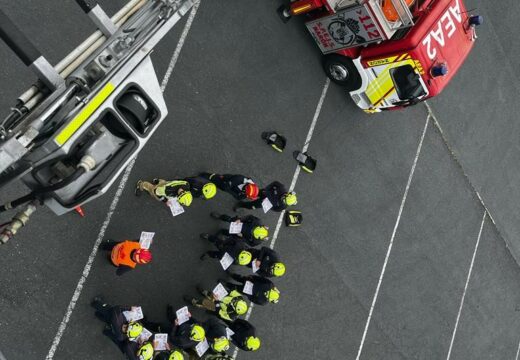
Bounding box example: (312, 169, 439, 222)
(285, 210, 303, 227)
(262, 131, 287, 153)
(293, 151, 316, 173)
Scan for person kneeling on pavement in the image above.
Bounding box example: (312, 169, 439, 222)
(135, 178, 193, 207)
(184, 284, 248, 322)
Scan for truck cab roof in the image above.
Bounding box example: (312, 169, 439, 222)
(360, 0, 476, 97)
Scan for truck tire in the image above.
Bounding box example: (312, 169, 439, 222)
(322, 54, 362, 91)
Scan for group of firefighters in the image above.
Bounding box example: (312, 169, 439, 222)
(94, 172, 298, 359)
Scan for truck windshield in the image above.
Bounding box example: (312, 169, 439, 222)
(390, 65, 426, 101)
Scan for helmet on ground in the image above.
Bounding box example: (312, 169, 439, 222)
(271, 262, 286, 277)
(168, 350, 184, 360)
(237, 251, 252, 266)
(245, 183, 259, 200)
(178, 190, 193, 207)
(212, 336, 230, 352)
(133, 248, 152, 264)
(245, 336, 261, 351)
(252, 226, 269, 240)
(137, 342, 154, 360)
(231, 298, 248, 315)
(267, 287, 280, 303)
(126, 321, 143, 340)
(283, 192, 298, 206)
(190, 324, 206, 342)
(202, 182, 217, 199)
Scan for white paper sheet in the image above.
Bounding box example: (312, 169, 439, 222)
(220, 252, 234, 270)
(262, 198, 273, 213)
(195, 339, 210, 357)
(122, 306, 144, 322)
(139, 231, 155, 249)
(212, 283, 229, 301)
(153, 333, 169, 351)
(167, 198, 185, 217)
(176, 306, 190, 325)
(229, 221, 243, 234)
(243, 281, 254, 295)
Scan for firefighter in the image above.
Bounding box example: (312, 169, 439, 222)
(184, 175, 218, 200)
(234, 181, 297, 212)
(203, 317, 231, 354)
(168, 312, 206, 350)
(154, 349, 188, 360)
(184, 285, 248, 322)
(227, 319, 261, 352)
(200, 173, 259, 201)
(91, 296, 145, 348)
(226, 274, 280, 306)
(101, 239, 152, 276)
(135, 178, 193, 207)
(120, 341, 155, 360)
(210, 212, 269, 246)
(199, 235, 253, 268)
(249, 247, 286, 278)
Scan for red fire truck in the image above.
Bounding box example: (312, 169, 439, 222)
(280, 0, 483, 112)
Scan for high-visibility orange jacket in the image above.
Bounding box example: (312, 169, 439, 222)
(110, 240, 140, 268)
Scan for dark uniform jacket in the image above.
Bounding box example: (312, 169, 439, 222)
(210, 174, 254, 200)
(249, 247, 281, 277)
(169, 318, 200, 350)
(261, 181, 287, 212)
(228, 319, 256, 351)
(185, 176, 212, 198)
(214, 238, 252, 265)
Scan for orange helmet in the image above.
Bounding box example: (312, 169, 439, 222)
(245, 183, 259, 200)
(133, 248, 152, 264)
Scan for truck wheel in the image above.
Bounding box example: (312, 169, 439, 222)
(322, 55, 362, 90)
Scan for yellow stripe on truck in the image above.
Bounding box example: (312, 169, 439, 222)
(54, 82, 116, 146)
(365, 59, 415, 106)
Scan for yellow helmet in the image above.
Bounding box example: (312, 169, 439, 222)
(271, 262, 286, 277)
(252, 226, 269, 240)
(237, 250, 252, 266)
(246, 336, 261, 351)
(283, 192, 297, 206)
(267, 287, 280, 303)
(126, 321, 143, 340)
(137, 342, 154, 360)
(168, 350, 184, 360)
(202, 182, 217, 199)
(212, 336, 230, 352)
(190, 324, 206, 342)
(232, 298, 248, 315)
(178, 191, 193, 207)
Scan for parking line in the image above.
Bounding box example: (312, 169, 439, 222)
(446, 211, 486, 360)
(515, 338, 520, 360)
(232, 78, 330, 359)
(355, 114, 430, 360)
(44, 3, 201, 359)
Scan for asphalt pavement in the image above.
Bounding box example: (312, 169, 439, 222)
(1, 1, 520, 360)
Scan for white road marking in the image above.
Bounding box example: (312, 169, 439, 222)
(515, 338, 520, 360)
(355, 114, 430, 360)
(0, 350, 7, 360)
(446, 211, 486, 360)
(232, 78, 330, 359)
(44, 3, 201, 359)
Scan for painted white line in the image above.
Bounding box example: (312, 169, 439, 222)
(515, 338, 520, 360)
(446, 211, 486, 360)
(355, 114, 430, 360)
(45, 3, 201, 359)
(232, 78, 330, 360)
(160, 0, 201, 92)
(0, 350, 7, 360)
